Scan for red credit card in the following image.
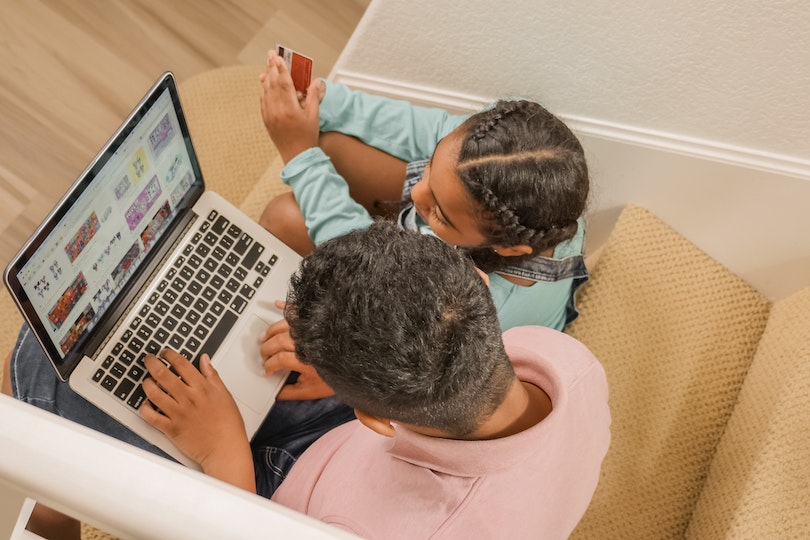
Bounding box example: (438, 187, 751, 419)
(276, 44, 313, 95)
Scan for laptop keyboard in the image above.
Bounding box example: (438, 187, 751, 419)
(92, 209, 278, 411)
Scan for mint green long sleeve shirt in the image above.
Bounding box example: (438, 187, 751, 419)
(280, 81, 585, 331)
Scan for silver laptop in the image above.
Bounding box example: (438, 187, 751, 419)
(3, 72, 300, 469)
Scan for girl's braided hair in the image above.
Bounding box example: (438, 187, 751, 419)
(456, 100, 589, 273)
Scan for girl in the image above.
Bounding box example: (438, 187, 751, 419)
(259, 51, 589, 333)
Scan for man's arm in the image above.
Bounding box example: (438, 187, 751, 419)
(140, 351, 256, 493)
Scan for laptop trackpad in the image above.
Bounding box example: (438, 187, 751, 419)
(213, 314, 286, 415)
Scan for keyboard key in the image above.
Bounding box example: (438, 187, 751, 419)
(188, 280, 203, 295)
(128, 365, 146, 381)
(231, 297, 247, 314)
(169, 334, 184, 350)
(120, 350, 136, 366)
(171, 304, 187, 319)
(145, 340, 161, 355)
(239, 284, 255, 299)
(193, 298, 209, 313)
(198, 311, 239, 362)
(202, 287, 216, 301)
(234, 233, 252, 255)
(202, 313, 217, 328)
(146, 313, 161, 328)
(163, 316, 178, 332)
(114, 378, 135, 401)
(178, 322, 192, 337)
(213, 215, 230, 234)
(241, 242, 265, 270)
(204, 232, 218, 246)
(136, 326, 152, 341)
(111, 362, 126, 378)
(155, 328, 170, 343)
(127, 385, 147, 410)
(128, 337, 144, 353)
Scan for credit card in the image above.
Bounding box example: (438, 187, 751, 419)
(276, 44, 313, 95)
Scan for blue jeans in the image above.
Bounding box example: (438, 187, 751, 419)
(10, 324, 355, 498)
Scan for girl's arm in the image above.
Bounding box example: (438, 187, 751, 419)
(319, 80, 468, 162)
(281, 147, 374, 246)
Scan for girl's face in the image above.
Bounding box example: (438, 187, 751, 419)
(411, 129, 488, 248)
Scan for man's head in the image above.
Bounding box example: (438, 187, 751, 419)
(285, 221, 515, 438)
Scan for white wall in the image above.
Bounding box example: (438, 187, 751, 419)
(331, 0, 810, 300)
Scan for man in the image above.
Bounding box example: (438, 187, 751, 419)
(143, 221, 610, 538)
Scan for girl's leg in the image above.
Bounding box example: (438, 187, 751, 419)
(259, 132, 408, 253)
(259, 192, 316, 257)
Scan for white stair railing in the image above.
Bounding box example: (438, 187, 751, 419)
(0, 394, 356, 539)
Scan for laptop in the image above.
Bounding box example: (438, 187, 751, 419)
(3, 72, 301, 469)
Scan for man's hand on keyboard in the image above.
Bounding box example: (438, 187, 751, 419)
(140, 349, 256, 492)
(260, 300, 335, 401)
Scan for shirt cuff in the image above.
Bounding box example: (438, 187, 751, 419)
(280, 147, 331, 184)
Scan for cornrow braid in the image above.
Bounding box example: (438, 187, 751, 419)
(471, 101, 522, 141)
(455, 99, 590, 273)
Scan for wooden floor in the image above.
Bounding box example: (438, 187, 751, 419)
(0, 0, 369, 273)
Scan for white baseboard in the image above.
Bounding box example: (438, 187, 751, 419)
(331, 70, 810, 182)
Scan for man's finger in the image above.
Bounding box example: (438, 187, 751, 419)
(144, 354, 186, 401)
(263, 350, 307, 375)
(161, 348, 199, 382)
(141, 376, 177, 414)
(263, 317, 290, 340)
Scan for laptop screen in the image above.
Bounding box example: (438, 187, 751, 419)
(4, 73, 204, 375)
